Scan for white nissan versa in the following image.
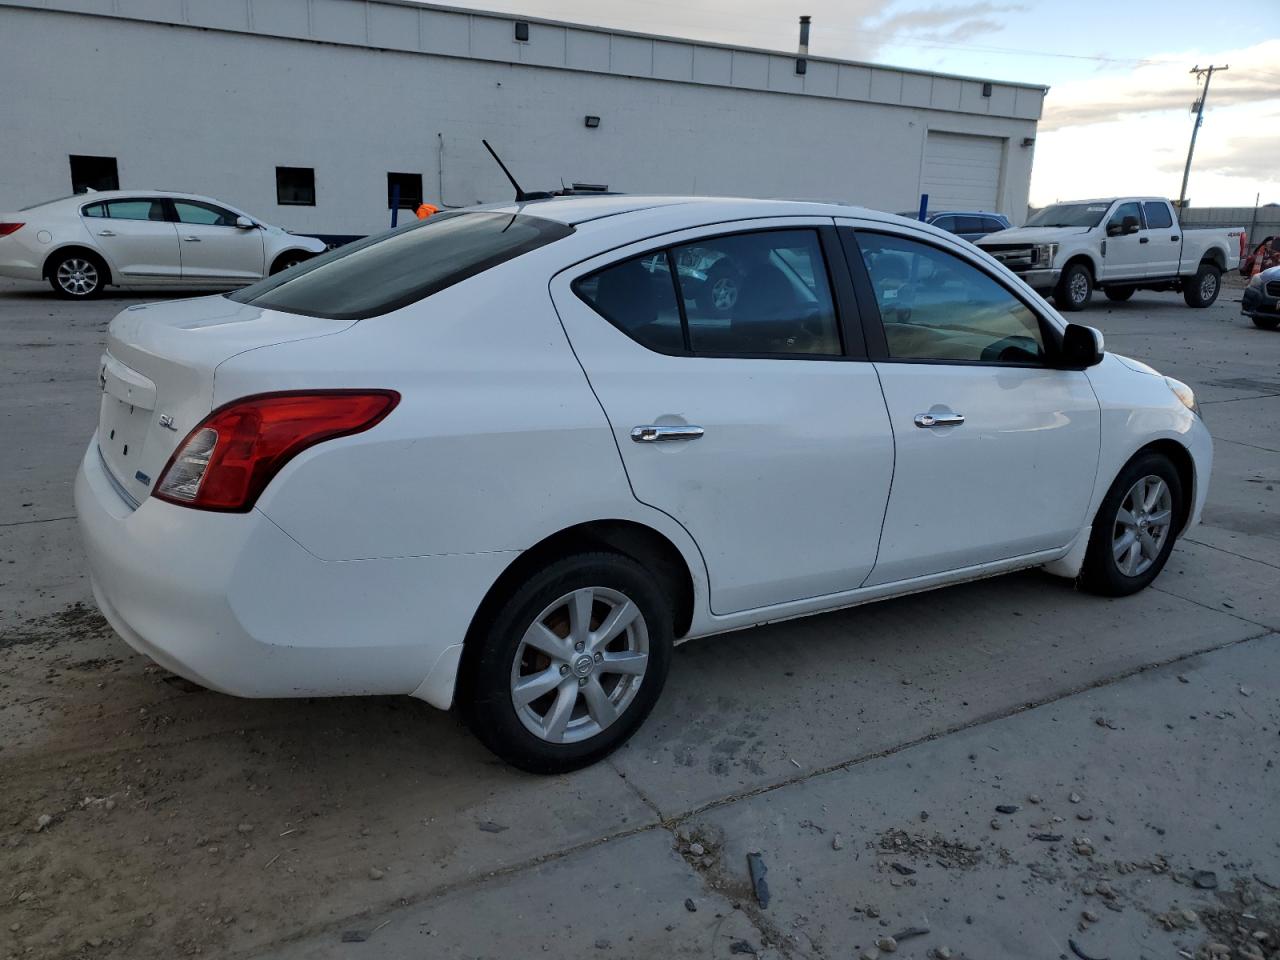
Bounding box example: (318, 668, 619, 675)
(75, 196, 1212, 772)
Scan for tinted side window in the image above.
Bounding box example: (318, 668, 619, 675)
(573, 253, 685, 354)
(931, 216, 956, 232)
(104, 199, 167, 221)
(983, 217, 1008, 233)
(1143, 202, 1173, 229)
(859, 232, 1045, 364)
(173, 200, 237, 226)
(955, 216, 986, 235)
(229, 211, 573, 321)
(672, 230, 841, 356)
(1108, 202, 1142, 232)
(82, 203, 106, 218)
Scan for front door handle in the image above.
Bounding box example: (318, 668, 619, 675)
(97, 230, 116, 237)
(1171, 235, 1180, 242)
(1139, 237, 1150, 244)
(915, 413, 965, 428)
(182, 236, 201, 242)
(631, 425, 705, 443)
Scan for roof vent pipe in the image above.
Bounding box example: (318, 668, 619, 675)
(796, 15, 810, 75)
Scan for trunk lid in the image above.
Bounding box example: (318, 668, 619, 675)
(96, 295, 353, 505)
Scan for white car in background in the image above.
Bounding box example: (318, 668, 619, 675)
(75, 196, 1212, 773)
(0, 191, 327, 299)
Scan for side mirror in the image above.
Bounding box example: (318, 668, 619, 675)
(1059, 323, 1104, 369)
(1122, 215, 1140, 235)
(235, 216, 256, 229)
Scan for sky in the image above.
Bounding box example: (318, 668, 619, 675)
(436, 0, 1280, 209)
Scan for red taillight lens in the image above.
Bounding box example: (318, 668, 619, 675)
(0, 223, 25, 237)
(153, 390, 399, 512)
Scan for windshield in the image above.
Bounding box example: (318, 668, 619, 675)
(228, 211, 573, 320)
(1025, 203, 1111, 228)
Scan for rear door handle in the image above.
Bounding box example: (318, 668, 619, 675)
(97, 230, 116, 237)
(182, 236, 201, 242)
(1139, 237, 1150, 244)
(915, 413, 965, 428)
(631, 425, 704, 442)
(1171, 235, 1180, 241)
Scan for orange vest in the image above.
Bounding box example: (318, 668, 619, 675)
(415, 203, 439, 220)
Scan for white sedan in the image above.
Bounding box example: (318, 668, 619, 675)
(75, 196, 1212, 772)
(0, 190, 326, 298)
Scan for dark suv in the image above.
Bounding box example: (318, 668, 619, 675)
(899, 211, 1012, 242)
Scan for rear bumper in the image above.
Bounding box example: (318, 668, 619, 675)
(75, 437, 513, 707)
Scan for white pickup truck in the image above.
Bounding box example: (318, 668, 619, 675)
(977, 197, 1243, 311)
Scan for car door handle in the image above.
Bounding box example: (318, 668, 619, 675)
(1139, 237, 1150, 244)
(97, 230, 116, 237)
(915, 413, 965, 428)
(631, 425, 705, 442)
(1171, 235, 1180, 242)
(182, 236, 201, 242)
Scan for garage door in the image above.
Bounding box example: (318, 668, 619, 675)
(922, 132, 1004, 212)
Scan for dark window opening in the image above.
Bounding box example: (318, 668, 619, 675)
(70, 155, 119, 194)
(387, 172, 423, 210)
(1143, 202, 1174, 230)
(276, 167, 315, 206)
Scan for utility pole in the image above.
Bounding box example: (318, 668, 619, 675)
(1178, 64, 1228, 209)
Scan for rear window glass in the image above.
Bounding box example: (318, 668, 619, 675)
(228, 211, 573, 320)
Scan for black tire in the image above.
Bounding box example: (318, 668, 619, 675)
(1053, 262, 1093, 312)
(1104, 287, 1134, 302)
(1078, 451, 1184, 597)
(269, 251, 311, 275)
(1183, 262, 1221, 308)
(47, 250, 107, 299)
(460, 552, 673, 773)
(1252, 315, 1280, 331)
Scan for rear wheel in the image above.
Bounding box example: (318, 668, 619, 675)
(1183, 262, 1221, 307)
(461, 552, 672, 773)
(1253, 315, 1280, 331)
(1104, 287, 1134, 302)
(1078, 452, 1183, 597)
(48, 251, 106, 299)
(1054, 262, 1093, 312)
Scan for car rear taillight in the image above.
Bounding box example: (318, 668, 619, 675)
(153, 390, 399, 512)
(0, 223, 24, 237)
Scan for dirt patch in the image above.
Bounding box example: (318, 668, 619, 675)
(876, 827, 985, 870)
(0, 602, 113, 650)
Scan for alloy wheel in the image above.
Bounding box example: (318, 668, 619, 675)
(1199, 272, 1218, 302)
(510, 586, 650, 744)
(56, 258, 98, 296)
(1069, 271, 1089, 305)
(1112, 475, 1173, 577)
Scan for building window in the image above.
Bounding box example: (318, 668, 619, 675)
(69, 155, 119, 193)
(276, 166, 315, 206)
(387, 172, 423, 210)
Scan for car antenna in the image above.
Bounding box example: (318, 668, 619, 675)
(482, 139, 552, 202)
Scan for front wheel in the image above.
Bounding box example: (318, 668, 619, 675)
(1183, 262, 1221, 307)
(1252, 315, 1280, 331)
(1078, 452, 1183, 597)
(269, 252, 312, 275)
(1053, 263, 1093, 312)
(461, 552, 673, 773)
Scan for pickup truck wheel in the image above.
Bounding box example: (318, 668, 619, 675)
(1183, 263, 1221, 308)
(1104, 287, 1134, 302)
(1054, 263, 1093, 312)
(1253, 315, 1280, 331)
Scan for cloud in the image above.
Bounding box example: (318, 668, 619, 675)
(1193, 132, 1280, 182)
(862, 2, 1025, 45)
(1041, 40, 1280, 131)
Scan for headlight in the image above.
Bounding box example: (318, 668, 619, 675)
(1165, 377, 1200, 417)
(1032, 242, 1059, 266)
(1248, 271, 1265, 288)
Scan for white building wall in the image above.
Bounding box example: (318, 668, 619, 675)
(0, 1, 1044, 235)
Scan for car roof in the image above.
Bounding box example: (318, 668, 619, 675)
(484, 194, 924, 227)
(56, 190, 243, 208)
